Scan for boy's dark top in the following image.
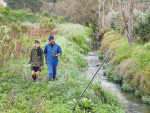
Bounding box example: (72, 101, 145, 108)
(28, 46, 44, 67)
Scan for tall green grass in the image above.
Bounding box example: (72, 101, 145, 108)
(57, 23, 93, 53)
(0, 23, 125, 112)
(100, 30, 150, 104)
(0, 61, 125, 112)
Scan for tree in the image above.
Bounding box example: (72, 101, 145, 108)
(4, 0, 43, 13)
(54, 0, 150, 44)
(55, 0, 98, 27)
(118, 0, 135, 45)
(97, 0, 137, 45)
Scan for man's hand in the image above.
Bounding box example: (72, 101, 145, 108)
(53, 54, 58, 57)
(28, 64, 31, 68)
(53, 54, 60, 57)
(41, 66, 43, 70)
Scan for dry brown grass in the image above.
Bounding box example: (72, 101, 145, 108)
(27, 28, 62, 39)
(100, 32, 121, 54)
(0, 27, 62, 68)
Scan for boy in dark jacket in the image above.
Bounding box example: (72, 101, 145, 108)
(28, 40, 44, 82)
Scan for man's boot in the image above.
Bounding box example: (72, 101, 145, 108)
(53, 77, 55, 81)
(32, 74, 36, 80)
(53, 76, 57, 81)
(49, 78, 53, 82)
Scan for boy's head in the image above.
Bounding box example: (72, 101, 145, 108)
(35, 40, 40, 48)
(48, 35, 55, 45)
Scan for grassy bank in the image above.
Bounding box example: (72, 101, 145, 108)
(0, 6, 39, 23)
(0, 21, 125, 112)
(99, 30, 150, 104)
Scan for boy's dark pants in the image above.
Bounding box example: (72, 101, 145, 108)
(31, 67, 41, 80)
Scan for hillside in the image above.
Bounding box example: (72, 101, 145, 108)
(0, 6, 39, 23)
(99, 30, 150, 104)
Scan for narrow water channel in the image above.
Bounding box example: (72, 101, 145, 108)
(84, 42, 150, 113)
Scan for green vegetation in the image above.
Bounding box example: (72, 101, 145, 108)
(0, 5, 125, 112)
(99, 30, 150, 104)
(0, 61, 125, 112)
(140, 0, 150, 2)
(133, 11, 150, 43)
(57, 23, 93, 53)
(0, 24, 124, 112)
(4, 0, 43, 13)
(40, 17, 56, 29)
(43, 10, 49, 17)
(0, 6, 39, 23)
(0, 6, 67, 25)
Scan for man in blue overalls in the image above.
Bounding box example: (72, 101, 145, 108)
(44, 35, 62, 81)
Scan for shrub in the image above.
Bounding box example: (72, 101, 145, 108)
(35, 12, 40, 16)
(40, 17, 49, 29)
(98, 51, 104, 60)
(103, 70, 107, 76)
(41, 17, 49, 24)
(133, 9, 146, 22)
(10, 23, 21, 34)
(49, 17, 54, 22)
(4, 6, 10, 12)
(58, 16, 65, 24)
(64, 17, 70, 22)
(133, 11, 150, 43)
(135, 90, 141, 97)
(68, 98, 97, 112)
(26, 8, 32, 13)
(21, 24, 28, 33)
(122, 83, 134, 92)
(0, 25, 9, 40)
(142, 96, 150, 104)
(47, 22, 56, 29)
(2, 10, 8, 16)
(140, 70, 150, 96)
(89, 22, 96, 31)
(0, 13, 3, 21)
(40, 17, 56, 29)
(144, 42, 150, 50)
(50, 14, 58, 19)
(0, 8, 38, 23)
(115, 27, 121, 32)
(16, 21, 21, 25)
(43, 10, 49, 17)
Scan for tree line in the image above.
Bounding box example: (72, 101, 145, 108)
(3, 0, 59, 13)
(4, 0, 150, 45)
(54, 0, 150, 45)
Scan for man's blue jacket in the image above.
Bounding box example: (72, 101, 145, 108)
(44, 43, 62, 65)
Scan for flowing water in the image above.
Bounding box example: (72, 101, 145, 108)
(84, 42, 150, 113)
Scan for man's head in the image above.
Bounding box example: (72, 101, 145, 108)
(48, 35, 55, 45)
(35, 40, 40, 48)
